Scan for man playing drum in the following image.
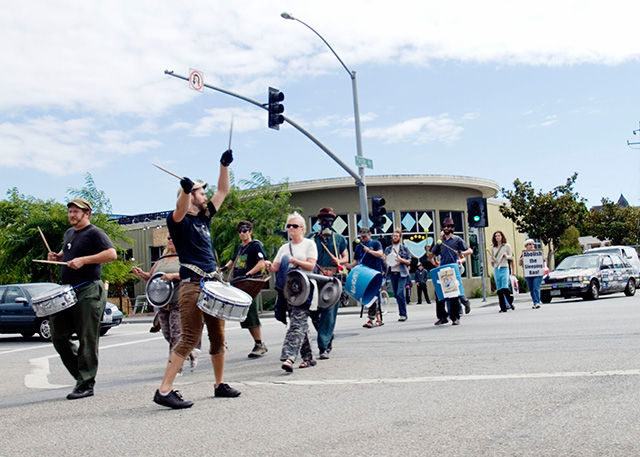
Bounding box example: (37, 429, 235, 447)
(427, 217, 473, 326)
(308, 207, 349, 359)
(153, 148, 240, 410)
(221, 220, 268, 358)
(47, 197, 117, 400)
(351, 227, 385, 328)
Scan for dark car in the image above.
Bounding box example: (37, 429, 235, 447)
(540, 253, 636, 303)
(0, 282, 123, 341)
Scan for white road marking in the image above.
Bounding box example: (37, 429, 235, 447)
(242, 369, 640, 386)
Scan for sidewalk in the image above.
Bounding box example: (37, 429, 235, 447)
(121, 293, 533, 324)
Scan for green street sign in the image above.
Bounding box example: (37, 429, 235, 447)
(355, 156, 373, 169)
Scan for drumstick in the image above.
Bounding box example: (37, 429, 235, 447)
(227, 117, 234, 150)
(33, 259, 67, 266)
(37, 226, 53, 253)
(152, 163, 183, 180)
(437, 240, 461, 255)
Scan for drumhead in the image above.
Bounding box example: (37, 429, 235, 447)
(146, 272, 174, 308)
(32, 285, 71, 303)
(203, 281, 252, 305)
(385, 251, 398, 267)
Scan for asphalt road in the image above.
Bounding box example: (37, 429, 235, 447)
(0, 293, 639, 457)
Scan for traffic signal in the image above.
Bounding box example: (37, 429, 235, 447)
(268, 87, 285, 130)
(371, 195, 386, 231)
(467, 197, 488, 227)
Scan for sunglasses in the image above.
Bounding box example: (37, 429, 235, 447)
(286, 224, 300, 229)
(444, 225, 455, 228)
(238, 226, 251, 233)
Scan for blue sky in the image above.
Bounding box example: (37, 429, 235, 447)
(2, 1, 639, 215)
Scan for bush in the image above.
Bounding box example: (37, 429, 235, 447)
(516, 276, 529, 293)
(554, 247, 581, 266)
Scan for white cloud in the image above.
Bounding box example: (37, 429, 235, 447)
(363, 115, 464, 145)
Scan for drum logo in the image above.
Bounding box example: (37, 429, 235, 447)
(349, 270, 360, 296)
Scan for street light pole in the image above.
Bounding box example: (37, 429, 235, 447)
(281, 12, 370, 228)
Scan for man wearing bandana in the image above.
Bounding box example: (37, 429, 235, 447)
(308, 207, 349, 359)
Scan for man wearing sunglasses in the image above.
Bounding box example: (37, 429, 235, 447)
(428, 217, 473, 326)
(221, 220, 268, 358)
(308, 207, 349, 359)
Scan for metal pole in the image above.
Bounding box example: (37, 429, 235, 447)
(480, 228, 487, 301)
(163, 70, 363, 185)
(282, 13, 369, 227)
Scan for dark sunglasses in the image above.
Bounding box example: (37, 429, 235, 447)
(286, 224, 300, 229)
(444, 225, 455, 228)
(238, 226, 251, 233)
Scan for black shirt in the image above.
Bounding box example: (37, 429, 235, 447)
(61, 224, 114, 286)
(231, 240, 267, 278)
(167, 208, 218, 279)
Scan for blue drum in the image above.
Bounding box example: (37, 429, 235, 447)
(345, 265, 383, 306)
(429, 263, 465, 301)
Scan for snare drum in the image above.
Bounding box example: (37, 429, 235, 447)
(197, 281, 252, 322)
(31, 285, 77, 317)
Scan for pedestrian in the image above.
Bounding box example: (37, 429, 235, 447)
(308, 207, 349, 359)
(488, 230, 515, 313)
(153, 148, 241, 410)
(519, 239, 545, 309)
(221, 220, 269, 358)
(414, 263, 431, 304)
(265, 212, 318, 372)
(47, 197, 117, 400)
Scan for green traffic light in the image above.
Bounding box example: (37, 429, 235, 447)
(473, 215, 480, 222)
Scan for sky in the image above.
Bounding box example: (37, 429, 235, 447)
(2, 0, 640, 216)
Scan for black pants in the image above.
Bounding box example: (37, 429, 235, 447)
(416, 282, 431, 304)
(497, 288, 513, 311)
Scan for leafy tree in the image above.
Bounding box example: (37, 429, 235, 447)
(584, 198, 640, 246)
(500, 173, 587, 267)
(555, 225, 582, 264)
(208, 171, 299, 264)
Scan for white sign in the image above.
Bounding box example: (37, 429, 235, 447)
(522, 250, 545, 277)
(189, 69, 204, 92)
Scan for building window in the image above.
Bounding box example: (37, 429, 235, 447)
(400, 210, 436, 265)
(355, 212, 395, 247)
(149, 246, 163, 264)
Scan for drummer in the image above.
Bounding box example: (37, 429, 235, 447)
(221, 220, 268, 358)
(47, 197, 117, 400)
(349, 227, 385, 328)
(427, 217, 473, 326)
(308, 207, 349, 360)
(383, 228, 412, 321)
(153, 148, 241, 410)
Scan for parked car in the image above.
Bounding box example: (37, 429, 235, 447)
(540, 253, 636, 303)
(0, 282, 123, 341)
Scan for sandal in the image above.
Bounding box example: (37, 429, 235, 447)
(281, 359, 294, 373)
(299, 359, 317, 369)
(363, 321, 375, 328)
(375, 321, 384, 327)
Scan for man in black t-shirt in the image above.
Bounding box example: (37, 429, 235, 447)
(222, 220, 268, 358)
(47, 198, 116, 400)
(153, 148, 241, 410)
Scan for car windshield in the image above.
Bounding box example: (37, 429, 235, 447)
(556, 255, 599, 270)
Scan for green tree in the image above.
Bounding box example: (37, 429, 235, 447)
(584, 198, 640, 245)
(555, 225, 582, 264)
(209, 172, 299, 264)
(500, 173, 587, 267)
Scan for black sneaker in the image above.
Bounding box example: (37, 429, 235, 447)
(66, 387, 94, 400)
(434, 318, 448, 326)
(153, 389, 193, 409)
(214, 383, 241, 398)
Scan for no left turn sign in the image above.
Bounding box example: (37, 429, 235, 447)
(189, 69, 204, 92)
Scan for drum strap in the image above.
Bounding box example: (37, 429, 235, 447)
(182, 263, 219, 280)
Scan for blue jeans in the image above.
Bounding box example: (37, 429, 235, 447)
(525, 275, 543, 304)
(390, 273, 408, 318)
(311, 303, 338, 351)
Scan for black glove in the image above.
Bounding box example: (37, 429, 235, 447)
(180, 177, 194, 194)
(220, 149, 233, 167)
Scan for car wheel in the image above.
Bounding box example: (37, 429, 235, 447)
(541, 295, 552, 304)
(38, 318, 52, 341)
(583, 280, 599, 300)
(624, 278, 636, 296)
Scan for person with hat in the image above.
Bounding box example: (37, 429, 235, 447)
(351, 226, 385, 328)
(308, 207, 349, 359)
(414, 263, 431, 305)
(46, 197, 117, 400)
(153, 148, 241, 409)
(427, 217, 473, 326)
(221, 220, 269, 358)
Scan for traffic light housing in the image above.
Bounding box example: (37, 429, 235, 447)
(467, 197, 488, 227)
(371, 195, 386, 230)
(268, 87, 285, 130)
